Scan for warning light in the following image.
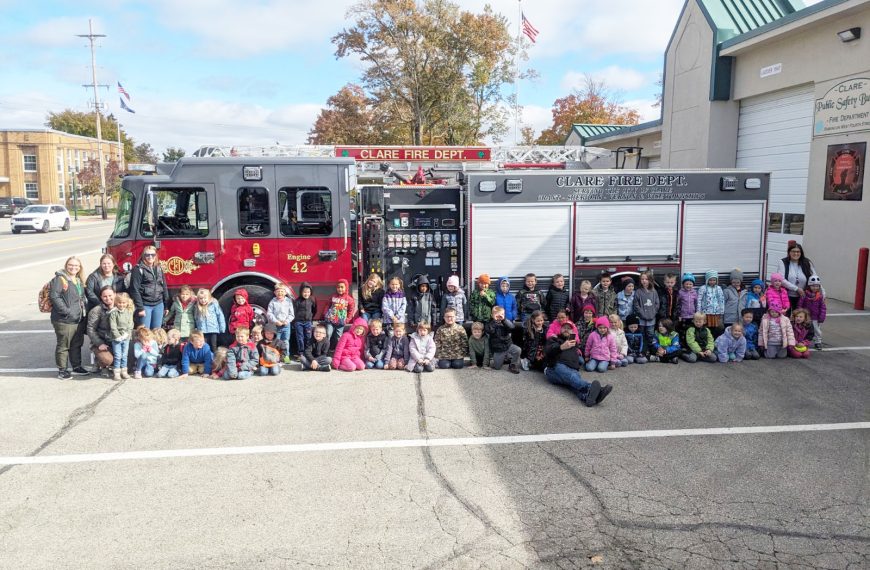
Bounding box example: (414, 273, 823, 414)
(253, 243, 261, 256)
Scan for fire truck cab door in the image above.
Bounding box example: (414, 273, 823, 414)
(275, 164, 353, 294)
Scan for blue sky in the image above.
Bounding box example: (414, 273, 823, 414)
(2, 0, 697, 154)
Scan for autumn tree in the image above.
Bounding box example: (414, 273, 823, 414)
(536, 76, 641, 145)
(76, 158, 124, 197)
(46, 110, 136, 161)
(332, 0, 515, 145)
(163, 147, 186, 162)
(308, 84, 401, 144)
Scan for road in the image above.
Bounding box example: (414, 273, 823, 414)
(0, 220, 868, 568)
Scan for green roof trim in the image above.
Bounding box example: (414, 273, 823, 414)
(570, 124, 631, 141)
(720, 0, 852, 49)
(581, 119, 664, 143)
(699, 0, 804, 42)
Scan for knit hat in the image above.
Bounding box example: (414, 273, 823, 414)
(729, 269, 743, 283)
(770, 272, 784, 282)
(681, 273, 695, 284)
(478, 274, 491, 284)
(621, 275, 635, 285)
(263, 322, 278, 334)
(625, 315, 640, 327)
(594, 316, 610, 328)
(808, 275, 822, 286)
(704, 270, 718, 283)
(582, 303, 597, 316)
(751, 278, 765, 289)
(447, 275, 460, 289)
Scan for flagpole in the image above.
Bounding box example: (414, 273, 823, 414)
(515, 0, 521, 144)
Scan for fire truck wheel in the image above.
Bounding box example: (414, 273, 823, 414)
(218, 284, 273, 328)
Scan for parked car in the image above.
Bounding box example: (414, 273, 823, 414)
(0, 197, 31, 217)
(11, 204, 71, 233)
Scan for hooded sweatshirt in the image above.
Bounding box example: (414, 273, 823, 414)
(333, 317, 368, 362)
(495, 277, 518, 321)
(408, 331, 437, 364)
(633, 286, 660, 324)
(408, 275, 436, 325)
(697, 272, 725, 315)
(228, 288, 255, 334)
(226, 340, 259, 376)
(381, 287, 407, 325)
(798, 289, 827, 322)
(592, 283, 617, 317)
(440, 276, 467, 323)
(384, 333, 410, 362)
(366, 329, 388, 361)
(570, 290, 597, 322)
(516, 284, 546, 317)
(715, 328, 747, 361)
(326, 279, 356, 326)
(167, 296, 197, 338)
(293, 282, 317, 321)
(584, 318, 619, 364)
(434, 323, 468, 360)
(678, 288, 699, 320)
(267, 293, 294, 326)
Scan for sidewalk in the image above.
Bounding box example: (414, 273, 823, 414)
(812, 298, 869, 351)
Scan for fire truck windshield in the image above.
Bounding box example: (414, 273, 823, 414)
(112, 189, 135, 238)
(141, 188, 209, 238)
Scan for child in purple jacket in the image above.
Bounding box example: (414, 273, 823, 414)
(677, 273, 698, 337)
(798, 275, 826, 349)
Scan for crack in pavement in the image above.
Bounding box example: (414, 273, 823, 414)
(0, 379, 126, 477)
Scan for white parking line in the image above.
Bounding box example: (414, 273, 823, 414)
(0, 330, 54, 334)
(827, 313, 870, 317)
(815, 346, 870, 352)
(0, 368, 61, 373)
(0, 250, 102, 274)
(1, 422, 867, 466)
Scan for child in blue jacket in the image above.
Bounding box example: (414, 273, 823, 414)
(495, 276, 518, 321)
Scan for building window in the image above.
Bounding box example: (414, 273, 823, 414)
(56, 153, 64, 173)
(25, 183, 38, 200)
(23, 155, 37, 172)
(783, 214, 804, 235)
(58, 184, 65, 201)
(768, 212, 783, 233)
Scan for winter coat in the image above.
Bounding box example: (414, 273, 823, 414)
(325, 279, 356, 326)
(697, 285, 725, 315)
(181, 342, 214, 374)
(434, 323, 468, 360)
(715, 329, 747, 362)
(517, 287, 546, 317)
(494, 277, 518, 321)
(633, 288, 660, 323)
(616, 291, 635, 321)
(592, 284, 616, 317)
(739, 288, 767, 323)
(544, 335, 581, 370)
(87, 304, 113, 347)
(793, 322, 815, 347)
(764, 287, 790, 314)
(612, 329, 628, 358)
(360, 287, 384, 316)
(653, 331, 681, 354)
(381, 290, 407, 325)
(108, 307, 134, 341)
(408, 279, 437, 325)
(134, 340, 160, 365)
(128, 262, 169, 310)
(743, 321, 759, 351)
(294, 282, 317, 321)
(160, 343, 183, 368)
(798, 290, 827, 322)
(468, 335, 491, 365)
(304, 335, 330, 361)
(408, 332, 437, 363)
(546, 319, 579, 340)
(267, 296, 294, 326)
(625, 328, 646, 356)
(228, 288, 255, 334)
(570, 292, 597, 323)
(440, 289, 467, 323)
(578, 319, 597, 353)
(258, 338, 283, 365)
(365, 331, 388, 361)
(333, 318, 367, 363)
(545, 286, 570, 321)
(226, 341, 259, 376)
(469, 288, 496, 323)
(166, 298, 197, 338)
(485, 318, 515, 353)
(384, 335, 410, 362)
(677, 289, 698, 319)
(657, 286, 680, 321)
(49, 271, 85, 324)
(195, 300, 227, 334)
(84, 270, 125, 311)
(723, 286, 741, 324)
(585, 330, 619, 364)
(686, 326, 714, 354)
(759, 315, 796, 348)
(523, 327, 546, 362)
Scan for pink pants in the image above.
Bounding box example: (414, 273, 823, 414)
(338, 357, 366, 371)
(787, 346, 810, 359)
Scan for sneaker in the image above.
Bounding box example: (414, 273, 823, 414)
(671, 358, 680, 365)
(648, 355, 659, 363)
(814, 342, 823, 351)
(543, 367, 549, 376)
(121, 370, 131, 380)
(596, 384, 613, 405)
(520, 358, 530, 371)
(585, 380, 602, 407)
(113, 369, 122, 381)
(57, 369, 72, 380)
(71, 366, 90, 376)
(133, 371, 142, 379)
(283, 355, 292, 364)
(508, 363, 520, 374)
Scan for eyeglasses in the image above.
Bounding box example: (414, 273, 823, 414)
(143, 253, 156, 258)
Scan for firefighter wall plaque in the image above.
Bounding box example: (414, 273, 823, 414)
(824, 142, 865, 201)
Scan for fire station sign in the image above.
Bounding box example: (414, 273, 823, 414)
(335, 146, 491, 161)
(814, 77, 870, 137)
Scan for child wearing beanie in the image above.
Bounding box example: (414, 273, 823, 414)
(765, 273, 791, 316)
(677, 273, 699, 337)
(584, 316, 620, 373)
(469, 274, 496, 324)
(798, 275, 826, 349)
(697, 270, 725, 337)
(440, 275, 467, 325)
(723, 269, 743, 327)
(739, 278, 767, 324)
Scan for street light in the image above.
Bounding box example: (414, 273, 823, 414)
(69, 166, 79, 221)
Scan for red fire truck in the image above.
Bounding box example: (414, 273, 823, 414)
(106, 145, 769, 318)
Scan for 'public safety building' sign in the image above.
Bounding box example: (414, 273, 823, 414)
(814, 77, 870, 137)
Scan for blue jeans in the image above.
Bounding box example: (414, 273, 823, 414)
(366, 359, 385, 369)
(258, 365, 281, 376)
(137, 358, 155, 377)
(585, 359, 610, 373)
(544, 363, 591, 401)
(276, 324, 291, 353)
(112, 339, 129, 369)
(141, 303, 164, 329)
(156, 364, 179, 378)
(325, 323, 345, 346)
(361, 311, 382, 323)
(224, 369, 253, 380)
(294, 321, 313, 354)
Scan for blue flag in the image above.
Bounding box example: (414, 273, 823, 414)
(120, 97, 136, 114)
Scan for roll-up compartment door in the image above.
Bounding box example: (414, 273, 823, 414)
(682, 202, 765, 275)
(471, 204, 571, 279)
(576, 202, 679, 261)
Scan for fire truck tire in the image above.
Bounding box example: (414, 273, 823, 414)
(217, 283, 273, 328)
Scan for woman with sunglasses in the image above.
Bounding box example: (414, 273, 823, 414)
(128, 245, 170, 328)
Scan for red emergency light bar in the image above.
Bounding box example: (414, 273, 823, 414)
(335, 146, 491, 162)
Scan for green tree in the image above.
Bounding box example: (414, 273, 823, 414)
(162, 147, 186, 162)
(133, 142, 159, 164)
(46, 110, 136, 161)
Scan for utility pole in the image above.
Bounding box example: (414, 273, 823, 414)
(78, 19, 108, 220)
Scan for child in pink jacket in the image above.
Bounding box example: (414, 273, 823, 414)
(759, 306, 795, 359)
(584, 317, 619, 373)
(332, 317, 368, 371)
(765, 273, 791, 316)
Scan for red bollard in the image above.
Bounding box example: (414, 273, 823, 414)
(856, 247, 869, 310)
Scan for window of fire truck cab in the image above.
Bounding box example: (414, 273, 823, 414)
(140, 187, 209, 238)
(238, 187, 270, 237)
(112, 189, 134, 238)
(279, 187, 332, 236)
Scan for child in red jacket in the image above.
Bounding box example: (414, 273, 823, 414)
(228, 287, 254, 335)
(325, 279, 357, 346)
(333, 317, 368, 372)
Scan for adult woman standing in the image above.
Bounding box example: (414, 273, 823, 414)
(128, 245, 170, 329)
(50, 256, 89, 379)
(776, 243, 818, 311)
(84, 254, 125, 311)
(87, 286, 116, 376)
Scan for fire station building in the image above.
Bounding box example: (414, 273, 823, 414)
(568, 0, 870, 306)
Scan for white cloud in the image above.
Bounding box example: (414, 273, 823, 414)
(17, 17, 107, 48)
(562, 66, 657, 93)
(623, 98, 661, 123)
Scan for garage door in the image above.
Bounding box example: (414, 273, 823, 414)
(682, 202, 765, 276)
(471, 204, 571, 280)
(736, 85, 813, 275)
(576, 202, 679, 260)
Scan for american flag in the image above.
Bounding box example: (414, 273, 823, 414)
(117, 82, 131, 101)
(522, 12, 539, 43)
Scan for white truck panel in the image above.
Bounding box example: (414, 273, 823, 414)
(682, 202, 765, 275)
(576, 202, 680, 260)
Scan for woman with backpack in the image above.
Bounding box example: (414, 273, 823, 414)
(128, 246, 170, 329)
(49, 256, 89, 379)
(84, 254, 125, 312)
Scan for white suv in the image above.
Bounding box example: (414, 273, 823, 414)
(11, 204, 71, 233)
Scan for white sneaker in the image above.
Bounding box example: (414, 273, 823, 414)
(521, 358, 529, 371)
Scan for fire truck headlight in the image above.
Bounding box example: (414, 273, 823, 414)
(253, 243, 261, 256)
(505, 179, 523, 193)
(745, 178, 762, 190)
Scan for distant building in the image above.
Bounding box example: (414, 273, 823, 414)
(571, 0, 870, 305)
(0, 129, 123, 206)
